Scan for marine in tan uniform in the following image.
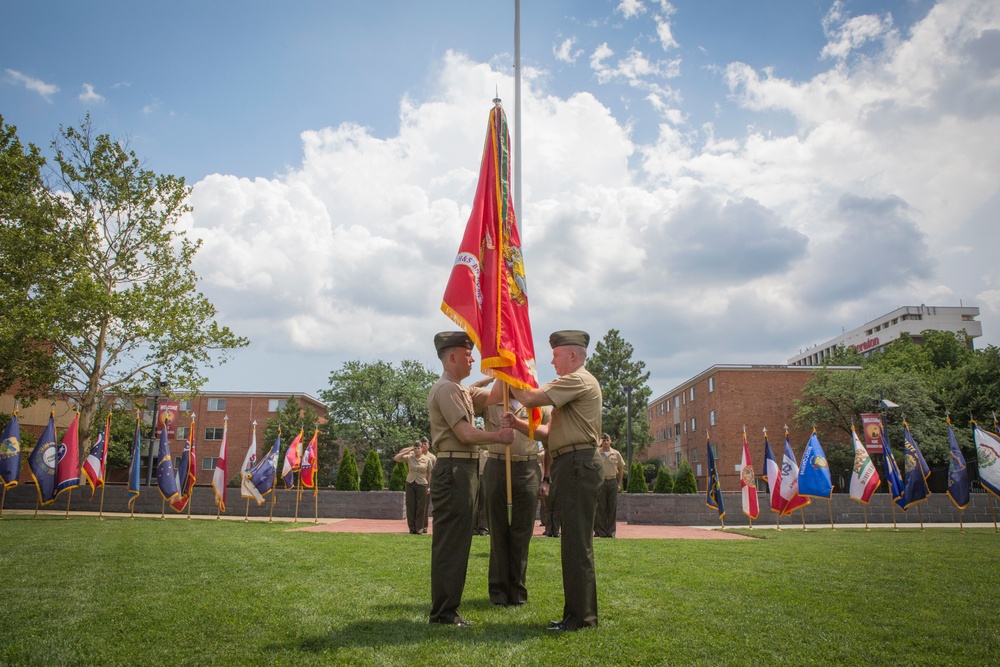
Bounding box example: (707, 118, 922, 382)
(504, 330, 603, 631)
(481, 401, 548, 606)
(394, 440, 434, 534)
(426, 331, 514, 627)
(594, 434, 625, 538)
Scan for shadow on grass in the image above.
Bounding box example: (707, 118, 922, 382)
(284, 617, 550, 653)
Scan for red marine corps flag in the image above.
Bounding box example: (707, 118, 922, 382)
(441, 99, 538, 394)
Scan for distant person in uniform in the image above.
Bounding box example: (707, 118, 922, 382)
(427, 331, 513, 627)
(419, 437, 434, 533)
(504, 330, 603, 631)
(594, 433, 625, 538)
(394, 439, 434, 534)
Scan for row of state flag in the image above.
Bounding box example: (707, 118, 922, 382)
(0, 411, 319, 515)
(703, 415, 1000, 520)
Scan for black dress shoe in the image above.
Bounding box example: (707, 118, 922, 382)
(545, 622, 567, 632)
(547, 620, 564, 627)
(454, 619, 475, 628)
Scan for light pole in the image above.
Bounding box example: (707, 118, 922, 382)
(625, 384, 633, 476)
(145, 378, 168, 486)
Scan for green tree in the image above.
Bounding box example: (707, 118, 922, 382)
(0, 117, 65, 401)
(794, 330, 986, 466)
(626, 461, 648, 493)
(673, 460, 697, 494)
(0, 116, 248, 452)
(320, 359, 437, 475)
(585, 329, 652, 457)
(360, 449, 386, 491)
(652, 465, 674, 493)
(89, 404, 148, 469)
(388, 460, 408, 491)
(335, 448, 359, 491)
(262, 396, 320, 462)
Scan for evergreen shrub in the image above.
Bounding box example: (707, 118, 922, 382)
(336, 449, 360, 491)
(360, 449, 385, 491)
(673, 459, 697, 494)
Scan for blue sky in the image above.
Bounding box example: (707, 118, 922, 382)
(3, 0, 998, 402)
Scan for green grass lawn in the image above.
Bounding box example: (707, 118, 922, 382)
(0, 517, 997, 666)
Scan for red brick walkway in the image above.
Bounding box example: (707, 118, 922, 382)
(289, 519, 752, 540)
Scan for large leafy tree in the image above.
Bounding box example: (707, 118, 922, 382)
(795, 330, 992, 467)
(584, 329, 652, 458)
(0, 117, 66, 400)
(320, 359, 438, 473)
(0, 116, 248, 450)
(262, 396, 321, 473)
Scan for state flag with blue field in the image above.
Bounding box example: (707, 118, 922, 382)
(127, 417, 142, 511)
(944, 418, 969, 510)
(880, 426, 906, 511)
(705, 436, 725, 518)
(155, 428, 180, 505)
(901, 422, 930, 510)
(245, 432, 281, 506)
(0, 411, 21, 489)
(779, 434, 810, 515)
(797, 430, 832, 499)
(28, 413, 58, 505)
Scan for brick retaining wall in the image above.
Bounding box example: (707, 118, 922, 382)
(3, 483, 994, 525)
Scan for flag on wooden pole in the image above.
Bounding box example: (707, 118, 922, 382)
(212, 416, 229, 513)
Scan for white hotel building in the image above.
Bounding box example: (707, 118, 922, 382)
(788, 305, 982, 366)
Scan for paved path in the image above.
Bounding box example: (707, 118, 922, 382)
(290, 519, 754, 539)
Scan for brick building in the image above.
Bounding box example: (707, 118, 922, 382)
(644, 365, 858, 492)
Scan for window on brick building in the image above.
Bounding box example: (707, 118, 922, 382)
(179, 399, 193, 411)
(691, 449, 698, 463)
(207, 398, 226, 411)
(689, 387, 695, 401)
(268, 398, 287, 412)
(202, 457, 218, 470)
(176, 426, 190, 441)
(710, 410, 716, 426)
(205, 427, 224, 440)
(708, 377, 714, 393)
(674, 396, 679, 409)
(690, 417, 696, 431)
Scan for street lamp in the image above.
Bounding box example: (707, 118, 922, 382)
(624, 384, 633, 475)
(145, 378, 168, 486)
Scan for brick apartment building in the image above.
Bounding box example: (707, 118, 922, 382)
(1, 391, 327, 486)
(644, 365, 858, 493)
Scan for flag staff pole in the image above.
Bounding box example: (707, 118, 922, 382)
(917, 503, 925, 531)
(64, 488, 72, 520)
(0, 485, 6, 519)
(828, 498, 835, 530)
(245, 495, 250, 522)
(513, 0, 522, 221)
(989, 494, 998, 533)
(863, 503, 870, 532)
(314, 430, 320, 524)
(503, 384, 513, 525)
(187, 488, 193, 520)
(98, 477, 106, 520)
(800, 507, 807, 531)
(294, 475, 302, 523)
(161, 497, 165, 519)
(33, 494, 39, 519)
(269, 489, 276, 523)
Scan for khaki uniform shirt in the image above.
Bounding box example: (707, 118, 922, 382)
(405, 452, 434, 485)
(600, 447, 625, 480)
(427, 371, 490, 453)
(482, 403, 549, 458)
(541, 366, 602, 454)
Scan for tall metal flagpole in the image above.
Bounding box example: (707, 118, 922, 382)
(514, 0, 522, 221)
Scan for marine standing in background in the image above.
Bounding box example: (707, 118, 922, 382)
(394, 439, 434, 534)
(504, 330, 603, 631)
(594, 433, 625, 538)
(427, 331, 514, 628)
